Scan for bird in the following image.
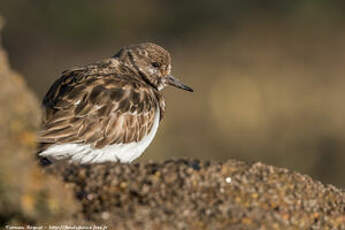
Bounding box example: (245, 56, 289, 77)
(37, 42, 193, 165)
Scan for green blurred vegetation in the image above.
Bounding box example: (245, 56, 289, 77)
(1, 0, 345, 187)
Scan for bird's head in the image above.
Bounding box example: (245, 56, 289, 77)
(114, 42, 193, 92)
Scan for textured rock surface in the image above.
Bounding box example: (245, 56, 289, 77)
(48, 159, 345, 230)
(0, 17, 80, 225)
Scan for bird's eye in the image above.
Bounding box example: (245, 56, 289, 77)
(151, 62, 161, 68)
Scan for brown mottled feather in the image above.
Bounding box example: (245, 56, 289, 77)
(39, 59, 165, 153)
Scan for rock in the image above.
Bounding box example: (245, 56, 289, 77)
(48, 159, 345, 230)
(0, 16, 80, 225)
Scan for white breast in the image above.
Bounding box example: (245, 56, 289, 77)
(39, 109, 160, 164)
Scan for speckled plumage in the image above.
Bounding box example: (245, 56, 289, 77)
(38, 42, 193, 164)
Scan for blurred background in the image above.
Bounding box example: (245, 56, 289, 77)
(1, 0, 345, 188)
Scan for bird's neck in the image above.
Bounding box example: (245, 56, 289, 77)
(115, 58, 159, 91)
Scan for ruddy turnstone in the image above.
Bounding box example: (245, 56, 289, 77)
(38, 42, 193, 164)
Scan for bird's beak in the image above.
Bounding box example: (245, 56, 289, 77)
(166, 75, 193, 92)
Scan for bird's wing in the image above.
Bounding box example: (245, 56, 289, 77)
(39, 70, 158, 153)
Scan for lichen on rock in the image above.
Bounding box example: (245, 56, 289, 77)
(0, 16, 80, 225)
